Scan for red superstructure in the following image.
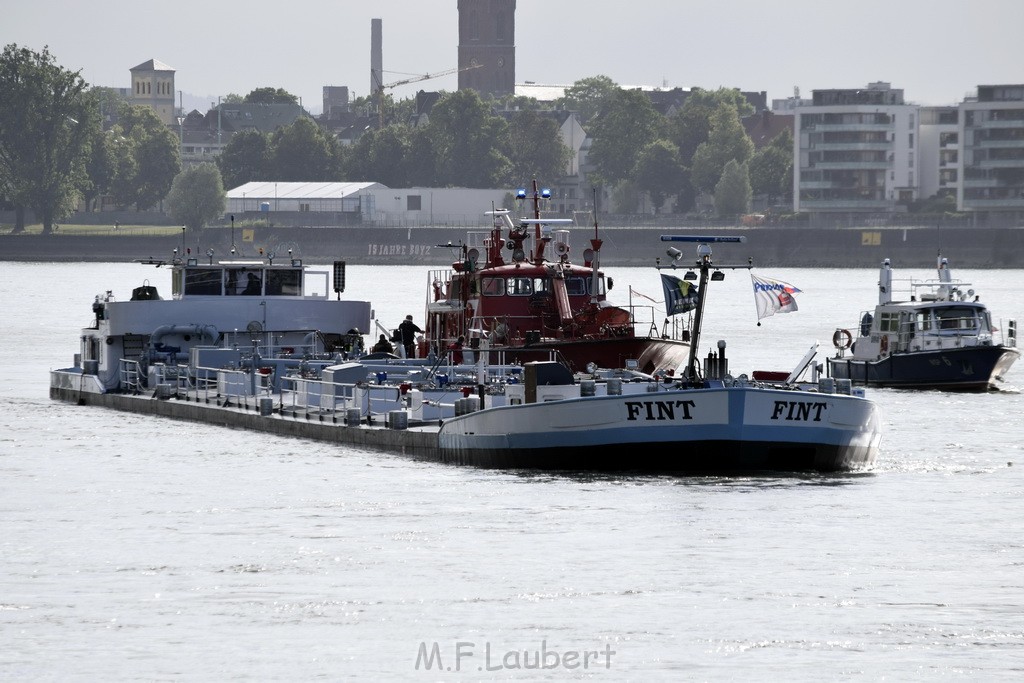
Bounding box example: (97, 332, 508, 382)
(421, 181, 690, 374)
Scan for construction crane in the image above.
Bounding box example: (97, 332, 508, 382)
(373, 62, 483, 128)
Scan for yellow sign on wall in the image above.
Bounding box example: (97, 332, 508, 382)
(861, 231, 881, 246)
(242, 229, 254, 242)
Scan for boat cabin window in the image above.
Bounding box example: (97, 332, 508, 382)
(915, 311, 932, 332)
(566, 277, 587, 296)
(878, 312, 899, 333)
(224, 268, 263, 296)
(447, 274, 468, 302)
(935, 307, 977, 332)
(265, 268, 301, 296)
(183, 268, 223, 295)
(506, 277, 534, 296)
(481, 277, 504, 296)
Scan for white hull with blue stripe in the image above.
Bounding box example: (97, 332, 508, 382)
(438, 381, 880, 472)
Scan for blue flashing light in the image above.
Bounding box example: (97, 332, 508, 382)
(540, 188, 552, 199)
(515, 189, 527, 199)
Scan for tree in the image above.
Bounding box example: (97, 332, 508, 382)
(427, 89, 512, 188)
(108, 132, 139, 209)
(268, 117, 342, 181)
(244, 87, 299, 105)
(749, 128, 793, 207)
(506, 109, 571, 183)
(348, 125, 411, 187)
(218, 129, 270, 189)
(609, 179, 641, 214)
(587, 88, 663, 186)
(714, 159, 752, 218)
(690, 103, 754, 194)
(82, 123, 116, 212)
(634, 140, 685, 213)
(135, 123, 181, 209)
(668, 87, 756, 166)
(109, 103, 181, 209)
(556, 75, 618, 125)
(404, 127, 437, 187)
(0, 44, 96, 233)
(166, 163, 226, 232)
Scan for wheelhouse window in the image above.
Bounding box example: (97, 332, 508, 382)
(506, 277, 534, 296)
(225, 268, 264, 296)
(566, 277, 587, 296)
(935, 307, 977, 332)
(182, 268, 223, 295)
(480, 277, 504, 296)
(265, 268, 301, 296)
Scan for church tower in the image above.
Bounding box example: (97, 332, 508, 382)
(457, 0, 515, 97)
(130, 59, 176, 126)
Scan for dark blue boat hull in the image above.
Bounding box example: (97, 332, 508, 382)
(827, 345, 1019, 391)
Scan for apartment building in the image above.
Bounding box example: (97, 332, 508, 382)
(791, 82, 1024, 219)
(918, 106, 959, 200)
(959, 84, 1024, 212)
(793, 82, 917, 213)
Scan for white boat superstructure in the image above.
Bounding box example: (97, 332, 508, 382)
(829, 255, 1018, 390)
(63, 255, 371, 394)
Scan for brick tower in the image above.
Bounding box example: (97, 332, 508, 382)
(457, 0, 516, 97)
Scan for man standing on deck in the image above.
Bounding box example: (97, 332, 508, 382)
(398, 315, 422, 359)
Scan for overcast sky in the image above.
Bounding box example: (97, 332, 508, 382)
(6, 0, 1023, 114)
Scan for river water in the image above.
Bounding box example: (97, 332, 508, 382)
(2, 260, 1023, 680)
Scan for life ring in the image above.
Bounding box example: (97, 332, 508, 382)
(879, 335, 889, 355)
(832, 328, 853, 350)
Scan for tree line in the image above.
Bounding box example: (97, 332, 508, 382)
(1, 43, 793, 234)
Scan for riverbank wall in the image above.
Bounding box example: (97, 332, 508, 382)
(5, 225, 1024, 268)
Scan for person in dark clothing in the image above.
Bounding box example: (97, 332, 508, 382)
(372, 334, 394, 354)
(398, 315, 422, 358)
(243, 272, 261, 295)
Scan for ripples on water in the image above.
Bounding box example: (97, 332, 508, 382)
(2, 263, 1023, 679)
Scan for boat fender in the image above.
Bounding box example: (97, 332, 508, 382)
(879, 335, 889, 355)
(832, 328, 853, 350)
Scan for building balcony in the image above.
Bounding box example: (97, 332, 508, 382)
(809, 161, 892, 170)
(810, 142, 892, 151)
(961, 178, 1000, 188)
(798, 180, 885, 191)
(974, 159, 1024, 169)
(973, 139, 1024, 149)
(799, 199, 893, 210)
(803, 122, 893, 132)
(966, 119, 1024, 129)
